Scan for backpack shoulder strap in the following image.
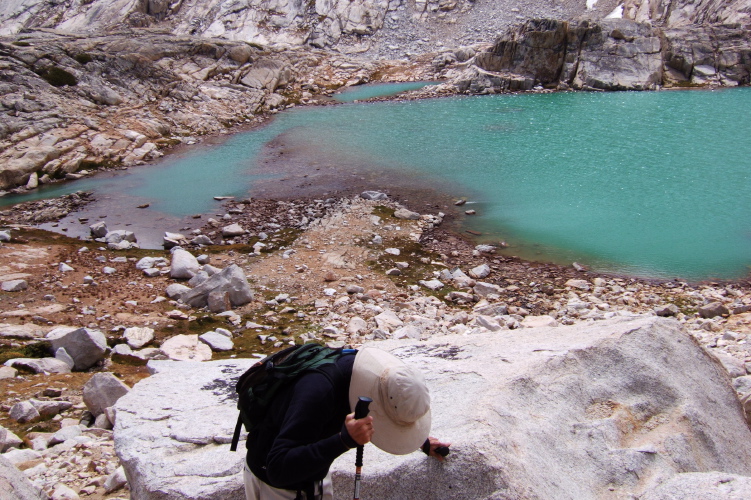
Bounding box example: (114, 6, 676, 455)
(231, 345, 354, 452)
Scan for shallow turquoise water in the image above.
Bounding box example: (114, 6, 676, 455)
(333, 81, 439, 102)
(3, 88, 750, 280)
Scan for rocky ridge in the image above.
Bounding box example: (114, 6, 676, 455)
(2, 192, 751, 498)
(3, 0, 751, 56)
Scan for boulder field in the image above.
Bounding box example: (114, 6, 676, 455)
(113, 316, 751, 499)
(3, 193, 751, 498)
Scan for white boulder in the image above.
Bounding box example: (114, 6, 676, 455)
(5, 357, 71, 374)
(160, 335, 212, 361)
(170, 248, 200, 279)
(124, 327, 155, 349)
(0, 424, 23, 452)
(198, 331, 234, 352)
(1, 279, 27, 292)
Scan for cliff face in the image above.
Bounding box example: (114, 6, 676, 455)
(456, 18, 751, 92)
(618, 0, 751, 26)
(0, 0, 614, 55)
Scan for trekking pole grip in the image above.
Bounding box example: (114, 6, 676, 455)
(354, 396, 372, 468)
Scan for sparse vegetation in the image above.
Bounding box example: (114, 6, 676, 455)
(38, 66, 78, 87)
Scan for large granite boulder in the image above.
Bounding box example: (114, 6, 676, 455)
(114, 359, 250, 499)
(469, 18, 663, 92)
(640, 471, 751, 499)
(113, 317, 751, 499)
(240, 59, 291, 92)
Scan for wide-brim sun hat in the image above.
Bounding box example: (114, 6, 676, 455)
(349, 347, 431, 455)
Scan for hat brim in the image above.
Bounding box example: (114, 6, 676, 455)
(349, 348, 431, 455)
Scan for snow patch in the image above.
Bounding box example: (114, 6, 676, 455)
(606, 4, 624, 18)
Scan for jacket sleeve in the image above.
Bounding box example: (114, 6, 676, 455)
(264, 371, 351, 488)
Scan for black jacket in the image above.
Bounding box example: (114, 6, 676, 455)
(246, 352, 357, 490)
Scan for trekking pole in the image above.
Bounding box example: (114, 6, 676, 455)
(353, 396, 372, 500)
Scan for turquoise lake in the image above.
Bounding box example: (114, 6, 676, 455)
(3, 88, 751, 280)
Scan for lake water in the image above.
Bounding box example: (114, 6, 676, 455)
(3, 88, 750, 280)
(333, 81, 440, 102)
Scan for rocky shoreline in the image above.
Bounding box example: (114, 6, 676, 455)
(2, 189, 751, 498)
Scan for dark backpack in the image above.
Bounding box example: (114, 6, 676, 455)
(230, 343, 354, 452)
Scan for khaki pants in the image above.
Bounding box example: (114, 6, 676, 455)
(244, 464, 333, 500)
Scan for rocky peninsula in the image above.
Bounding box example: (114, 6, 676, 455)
(2, 1, 751, 499)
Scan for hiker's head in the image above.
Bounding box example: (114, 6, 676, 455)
(349, 348, 431, 455)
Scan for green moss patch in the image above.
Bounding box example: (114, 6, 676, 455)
(38, 66, 78, 87)
(0, 341, 52, 365)
(74, 53, 93, 65)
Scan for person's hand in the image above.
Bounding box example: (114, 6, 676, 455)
(423, 436, 451, 462)
(345, 412, 373, 446)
